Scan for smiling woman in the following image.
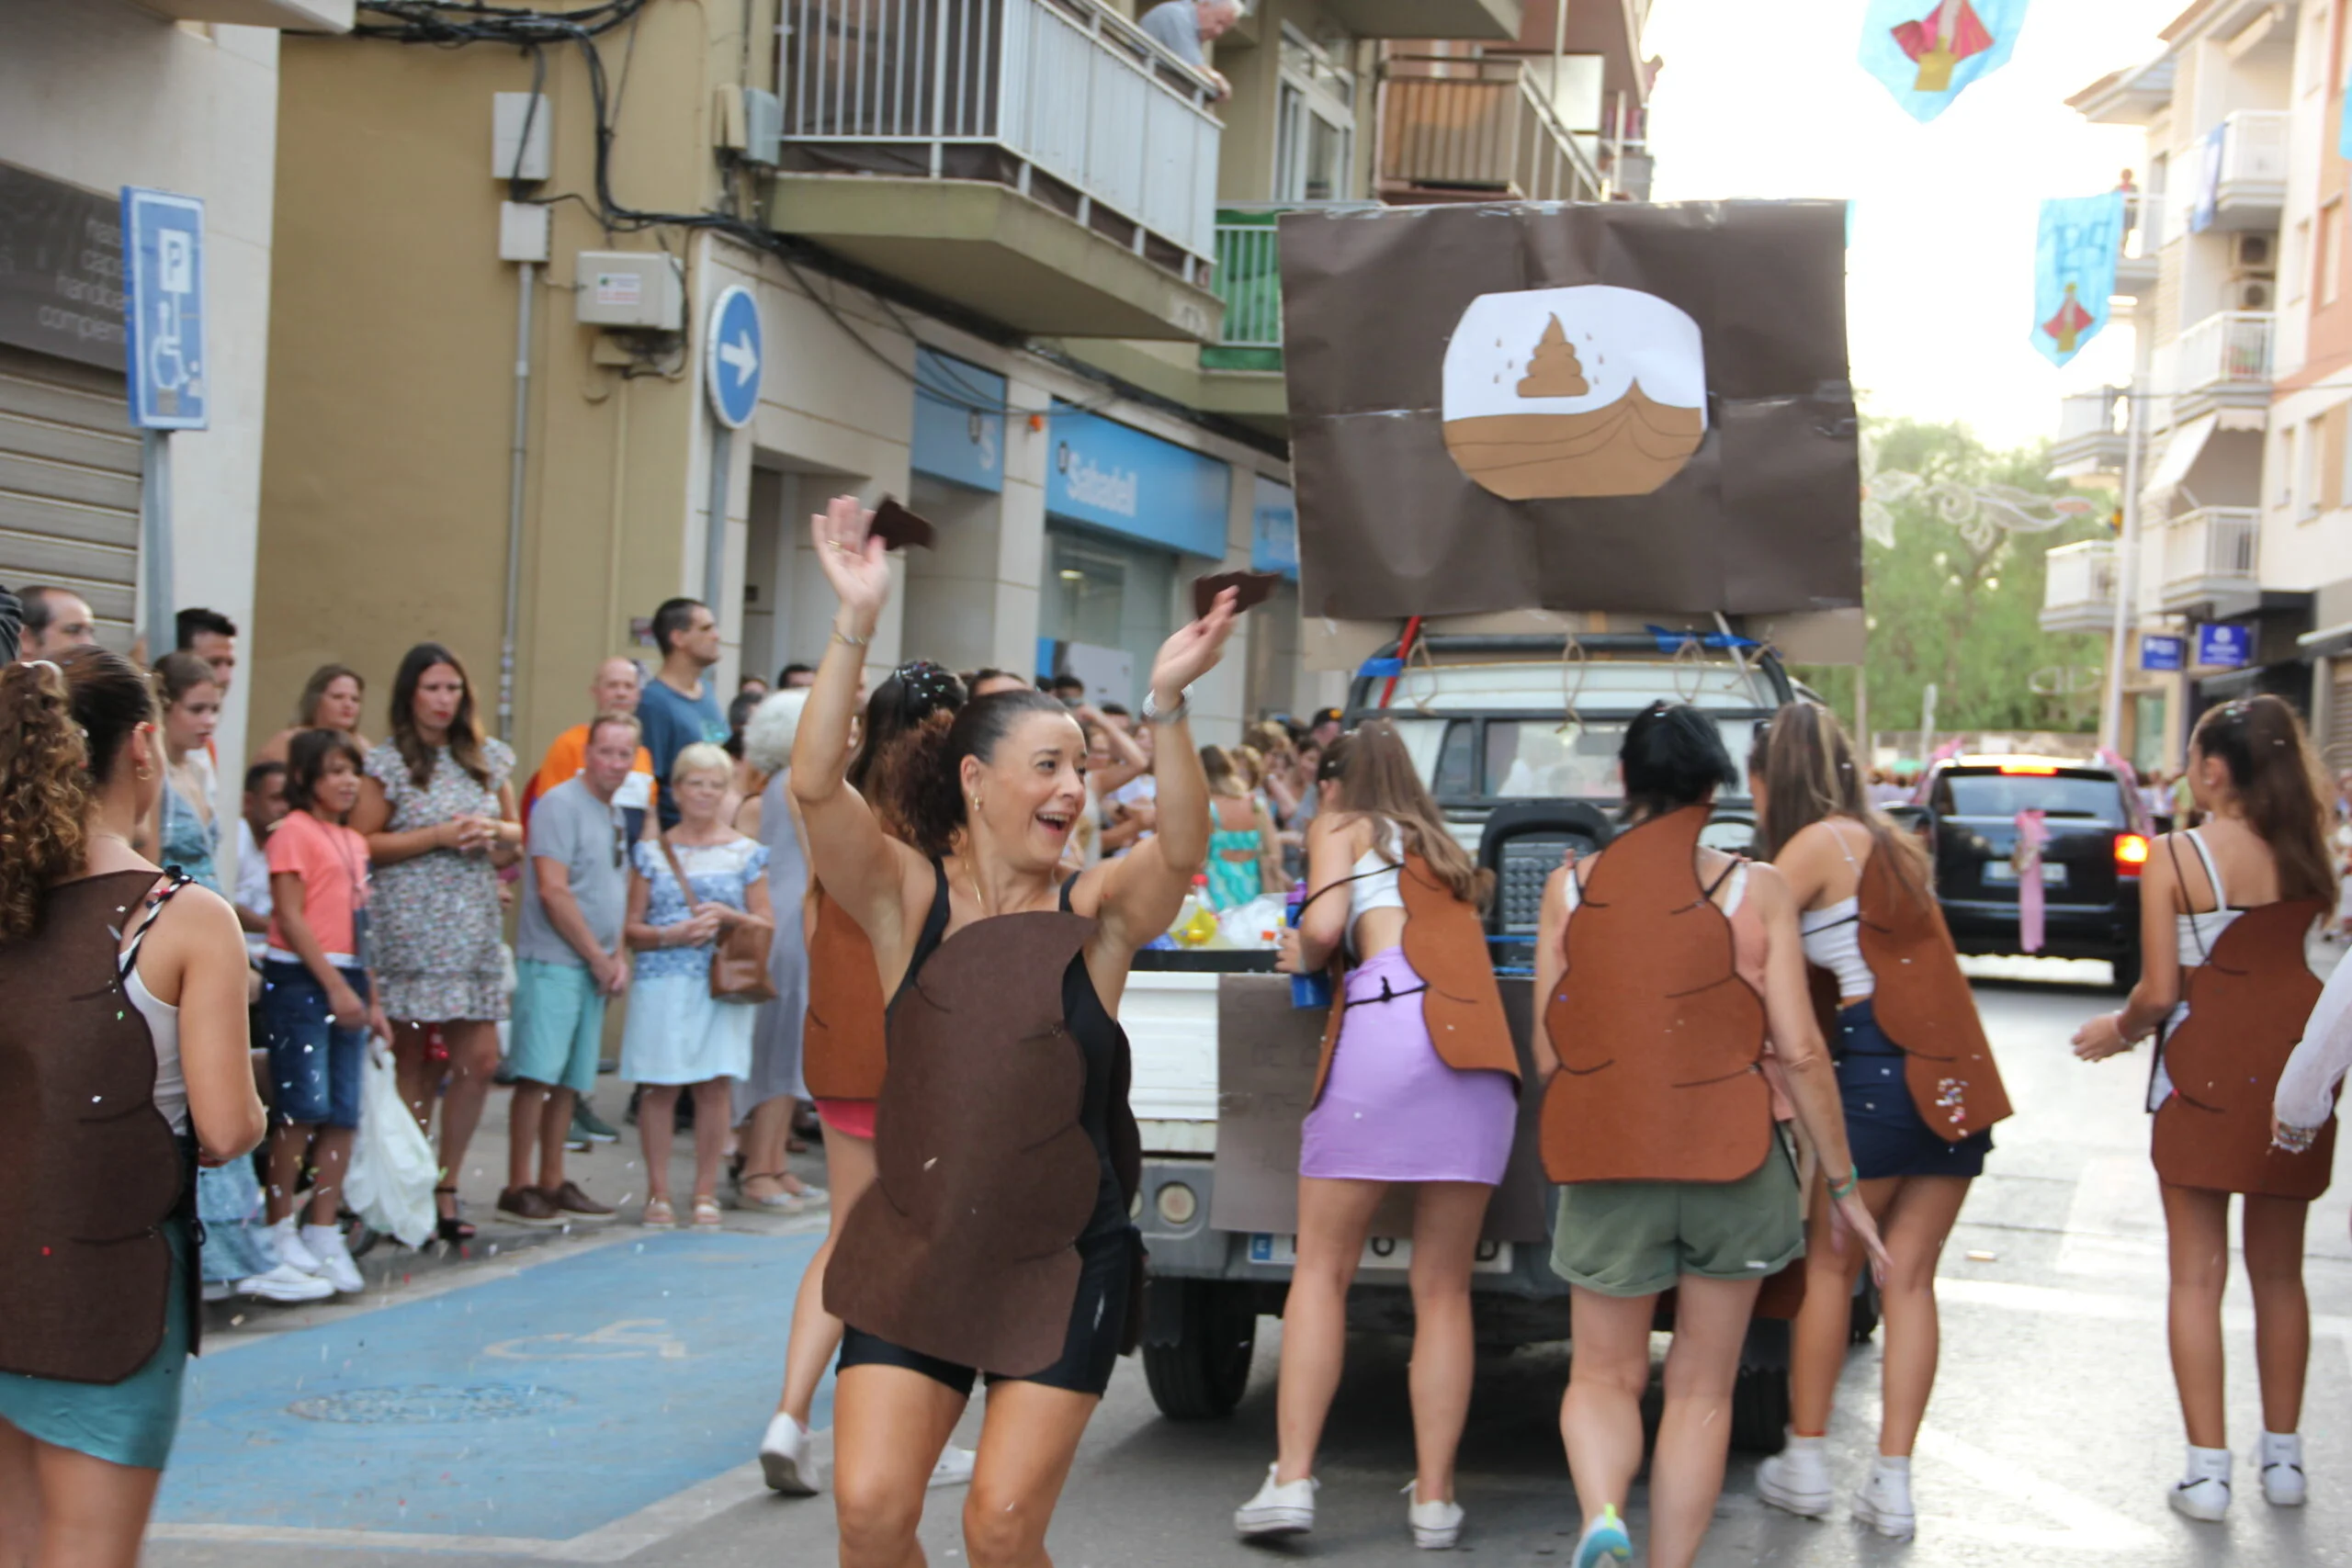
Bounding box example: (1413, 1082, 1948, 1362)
(788, 493, 1236, 1568)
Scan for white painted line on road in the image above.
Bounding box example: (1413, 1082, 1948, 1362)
(1939, 1273, 2352, 1340)
(147, 1462, 775, 1562)
(1911, 1423, 2165, 1552)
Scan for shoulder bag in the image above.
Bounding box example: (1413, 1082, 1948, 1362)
(659, 833, 777, 1004)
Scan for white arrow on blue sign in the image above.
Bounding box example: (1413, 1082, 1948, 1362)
(121, 187, 208, 431)
(705, 285, 763, 431)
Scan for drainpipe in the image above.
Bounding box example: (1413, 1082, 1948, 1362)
(499, 260, 535, 742)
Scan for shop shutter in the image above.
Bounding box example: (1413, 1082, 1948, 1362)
(2329, 660, 2352, 775)
(0, 343, 140, 651)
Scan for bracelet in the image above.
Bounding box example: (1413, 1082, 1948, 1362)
(831, 626, 870, 649)
(1827, 1164, 1860, 1201)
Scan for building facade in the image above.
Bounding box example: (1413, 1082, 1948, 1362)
(1, 0, 348, 826)
(2046, 0, 2352, 774)
(245, 0, 1651, 769)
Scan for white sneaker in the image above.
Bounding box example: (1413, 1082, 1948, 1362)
(2258, 1432, 2306, 1507)
(759, 1413, 820, 1496)
(1851, 1462, 1916, 1542)
(2170, 1476, 2232, 1522)
(1235, 1463, 1317, 1540)
(1403, 1483, 1464, 1550)
(929, 1444, 976, 1489)
(300, 1224, 365, 1295)
(237, 1263, 335, 1303)
(271, 1215, 322, 1276)
(1757, 1436, 1834, 1519)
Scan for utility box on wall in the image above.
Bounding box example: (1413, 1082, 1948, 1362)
(574, 252, 684, 331)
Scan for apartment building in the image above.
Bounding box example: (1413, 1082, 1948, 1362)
(2044, 0, 2352, 773)
(246, 0, 1651, 763)
(0, 0, 350, 829)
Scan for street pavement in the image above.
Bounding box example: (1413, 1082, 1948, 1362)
(146, 958, 2351, 1567)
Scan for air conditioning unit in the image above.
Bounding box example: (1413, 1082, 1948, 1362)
(2229, 231, 2275, 274)
(2233, 276, 2276, 311)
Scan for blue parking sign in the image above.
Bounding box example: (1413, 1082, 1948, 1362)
(121, 188, 207, 430)
(2195, 624, 2251, 670)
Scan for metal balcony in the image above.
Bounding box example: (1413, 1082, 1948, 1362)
(2158, 506, 2260, 615)
(2041, 540, 2119, 635)
(2116, 192, 2159, 296)
(1203, 202, 1379, 369)
(2050, 388, 2128, 484)
(2169, 310, 2273, 423)
(1375, 54, 1603, 205)
(768, 0, 1225, 340)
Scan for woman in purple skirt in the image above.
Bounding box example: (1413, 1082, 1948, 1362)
(1238, 723, 1520, 1551)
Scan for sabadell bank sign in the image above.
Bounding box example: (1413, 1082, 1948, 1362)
(1045, 402, 1232, 558)
(1057, 445, 1140, 518)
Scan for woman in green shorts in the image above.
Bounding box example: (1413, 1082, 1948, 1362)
(1530, 704, 1888, 1568)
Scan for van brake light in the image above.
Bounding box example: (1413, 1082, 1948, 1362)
(2115, 833, 2149, 874)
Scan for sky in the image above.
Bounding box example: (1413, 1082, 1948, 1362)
(1645, 0, 2183, 450)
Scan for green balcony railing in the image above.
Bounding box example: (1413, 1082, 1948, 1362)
(1204, 202, 1376, 369)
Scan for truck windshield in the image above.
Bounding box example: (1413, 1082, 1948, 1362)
(1939, 771, 2123, 821)
(1397, 715, 1765, 799)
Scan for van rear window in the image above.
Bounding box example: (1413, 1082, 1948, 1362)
(1939, 772, 2123, 820)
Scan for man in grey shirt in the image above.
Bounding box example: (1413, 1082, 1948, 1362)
(500, 712, 639, 1224)
(1140, 0, 1241, 98)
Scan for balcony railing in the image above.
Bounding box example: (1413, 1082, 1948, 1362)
(2041, 539, 2118, 620)
(1376, 55, 1604, 204)
(777, 0, 1222, 269)
(1208, 202, 1378, 354)
(2175, 310, 2274, 392)
(2160, 506, 2258, 602)
(2056, 389, 2124, 445)
(2221, 109, 2290, 189)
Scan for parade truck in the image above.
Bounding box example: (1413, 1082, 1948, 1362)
(1120, 629, 1845, 1455)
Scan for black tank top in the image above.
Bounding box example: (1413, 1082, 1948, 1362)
(890, 861, 1132, 1239)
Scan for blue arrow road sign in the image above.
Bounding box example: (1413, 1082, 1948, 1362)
(121, 187, 207, 430)
(705, 285, 762, 430)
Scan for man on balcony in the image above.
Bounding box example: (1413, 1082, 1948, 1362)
(1142, 0, 1242, 100)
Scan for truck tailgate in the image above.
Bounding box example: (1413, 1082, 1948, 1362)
(1122, 970, 1220, 1154)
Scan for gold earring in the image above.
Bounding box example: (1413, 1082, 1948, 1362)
(137, 765, 155, 781)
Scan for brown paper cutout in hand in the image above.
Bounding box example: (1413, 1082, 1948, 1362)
(2153, 897, 2332, 1199)
(1540, 805, 1772, 1185)
(1192, 570, 1282, 621)
(870, 496, 936, 552)
(823, 911, 1102, 1376)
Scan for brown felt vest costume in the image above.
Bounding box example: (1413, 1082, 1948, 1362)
(2153, 896, 2332, 1199)
(801, 885, 888, 1101)
(1541, 806, 1773, 1184)
(1310, 852, 1520, 1105)
(1833, 845, 2013, 1142)
(0, 872, 192, 1384)
(823, 908, 1142, 1377)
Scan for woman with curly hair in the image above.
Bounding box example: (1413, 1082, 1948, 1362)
(0, 648, 266, 1563)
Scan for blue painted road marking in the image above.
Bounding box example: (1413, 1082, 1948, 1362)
(156, 1232, 822, 1540)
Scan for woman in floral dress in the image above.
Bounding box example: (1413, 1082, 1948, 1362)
(350, 643, 520, 1242)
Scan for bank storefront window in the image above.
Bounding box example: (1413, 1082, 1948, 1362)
(1042, 530, 1174, 706)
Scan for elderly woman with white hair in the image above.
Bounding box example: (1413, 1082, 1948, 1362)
(731, 690, 822, 1213)
(619, 740, 776, 1229)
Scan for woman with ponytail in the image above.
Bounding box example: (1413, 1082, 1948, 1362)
(1746, 703, 2008, 1540)
(0, 649, 266, 1563)
(791, 495, 1234, 1567)
(2074, 694, 2338, 1521)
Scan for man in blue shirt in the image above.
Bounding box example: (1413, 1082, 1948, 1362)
(1139, 0, 1240, 98)
(636, 597, 729, 831)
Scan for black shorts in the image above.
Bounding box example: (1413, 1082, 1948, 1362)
(837, 1226, 1138, 1399)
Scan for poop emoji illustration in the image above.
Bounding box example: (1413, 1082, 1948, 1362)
(1441, 285, 1707, 502)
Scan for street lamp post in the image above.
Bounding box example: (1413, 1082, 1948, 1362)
(2098, 378, 2145, 753)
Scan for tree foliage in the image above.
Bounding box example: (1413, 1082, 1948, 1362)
(1792, 418, 2109, 752)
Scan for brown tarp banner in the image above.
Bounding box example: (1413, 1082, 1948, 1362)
(1278, 200, 1860, 621)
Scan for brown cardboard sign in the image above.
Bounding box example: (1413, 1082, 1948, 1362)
(1192, 570, 1283, 620)
(1277, 200, 1860, 621)
(869, 496, 936, 552)
(1209, 974, 1548, 1245)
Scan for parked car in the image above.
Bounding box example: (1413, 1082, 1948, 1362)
(1905, 755, 2152, 992)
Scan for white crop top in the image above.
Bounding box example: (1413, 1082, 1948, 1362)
(1347, 845, 1405, 942)
(115, 881, 189, 1135)
(1799, 822, 1874, 1001)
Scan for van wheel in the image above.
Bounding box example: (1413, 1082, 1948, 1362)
(1143, 1281, 1256, 1420)
(1730, 1364, 1791, 1454)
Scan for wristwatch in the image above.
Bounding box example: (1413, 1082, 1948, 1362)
(1140, 684, 1192, 726)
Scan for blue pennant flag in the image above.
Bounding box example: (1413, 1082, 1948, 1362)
(1860, 0, 2030, 123)
(2338, 72, 2351, 159)
(2031, 191, 2125, 367)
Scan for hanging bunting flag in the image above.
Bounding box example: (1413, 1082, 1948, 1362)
(1860, 0, 2030, 122)
(2031, 191, 2125, 367)
(2341, 70, 2352, 158)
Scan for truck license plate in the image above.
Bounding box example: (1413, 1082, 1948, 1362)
(1984, 863, 2067, 887)
(1247, 1234, 1512, 1274)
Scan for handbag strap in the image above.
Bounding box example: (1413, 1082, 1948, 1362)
(657, 830, 697, 911)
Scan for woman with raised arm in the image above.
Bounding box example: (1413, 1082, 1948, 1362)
(1746, 703, 2008, 1541)
(2073, 695, 2337, 1522)
(0, 648, 267, 1565)
(1532, 703, 1888, 1568)
(792, 495, 1234, 1568)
